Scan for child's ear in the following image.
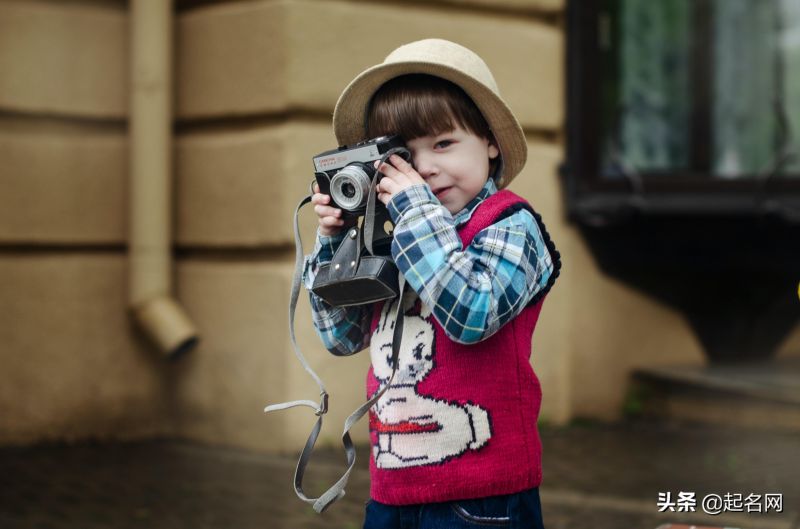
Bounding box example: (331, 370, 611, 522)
(488, 143, 500, 160)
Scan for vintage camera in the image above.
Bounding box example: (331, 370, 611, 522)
(312, 135, 410, 219)
(309, 136, 410, 306)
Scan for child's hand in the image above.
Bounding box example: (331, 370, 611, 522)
(374, 154, 426, 206)
(311, 182, 355, 237)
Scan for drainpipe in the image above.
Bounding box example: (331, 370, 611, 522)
(129, 0, 198, 358)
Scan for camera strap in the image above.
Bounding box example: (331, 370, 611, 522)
(363, 146, 409, 255)
(264, 149, 409, 513)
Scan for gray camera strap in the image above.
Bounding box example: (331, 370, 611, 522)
(264, 148, 408, 513)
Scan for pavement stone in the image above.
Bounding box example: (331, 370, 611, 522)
(0, 419, 797, 529)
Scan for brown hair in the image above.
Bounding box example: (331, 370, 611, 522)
(366, 74, 494, 143)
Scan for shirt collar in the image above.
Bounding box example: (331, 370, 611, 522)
(452, 178, 498, 226)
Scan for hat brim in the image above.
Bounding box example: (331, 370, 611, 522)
(333, 61, 527, 188)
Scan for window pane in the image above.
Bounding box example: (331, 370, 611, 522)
(779, 0, 800, 176)
(600, 0, 800, 180)
(714, 0, 778, 178)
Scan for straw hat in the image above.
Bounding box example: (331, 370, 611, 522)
(333, 39, 527, 188)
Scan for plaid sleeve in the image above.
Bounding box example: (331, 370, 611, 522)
(302, 229, 345, 289)
(302, 229, 372, 356)
(388, 184, 554, 344)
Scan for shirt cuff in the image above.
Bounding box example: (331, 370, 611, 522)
(387, 183, 437, 223)
(302, 229, 346, 289)
(316, 229, 346, 263)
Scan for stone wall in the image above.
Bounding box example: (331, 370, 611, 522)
(0, 0, 749, 452)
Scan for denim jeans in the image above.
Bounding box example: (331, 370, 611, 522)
(363, 487, 545, 529)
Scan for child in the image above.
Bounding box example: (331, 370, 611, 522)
(303, 39, 560, 529)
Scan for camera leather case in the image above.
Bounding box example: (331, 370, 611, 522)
(312, 226, 399, 307)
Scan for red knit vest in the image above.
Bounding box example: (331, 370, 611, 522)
(366, 190, 546, 505)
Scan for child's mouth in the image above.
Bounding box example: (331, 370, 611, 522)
(433, 187, 452, 199)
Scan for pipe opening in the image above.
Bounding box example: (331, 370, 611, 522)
(131, 295, 199, 358)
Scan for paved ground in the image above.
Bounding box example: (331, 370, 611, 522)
(1, 418, 798, 529)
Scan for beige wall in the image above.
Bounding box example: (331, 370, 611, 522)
(3, 0, 796, 450)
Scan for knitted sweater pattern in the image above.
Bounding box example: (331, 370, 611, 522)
(365, 190, 558, 505)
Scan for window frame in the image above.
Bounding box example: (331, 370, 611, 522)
(564, 0, 800, 224)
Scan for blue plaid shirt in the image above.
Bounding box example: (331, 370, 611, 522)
(302, 179, 555, 355)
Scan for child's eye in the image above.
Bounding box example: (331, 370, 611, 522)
(435, 139, 453, 149)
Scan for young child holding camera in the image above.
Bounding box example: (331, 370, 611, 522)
(303, 39, 560, 529)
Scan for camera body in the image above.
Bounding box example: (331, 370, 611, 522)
(312, 135, 410, 219)
(309, 136, 409, 305)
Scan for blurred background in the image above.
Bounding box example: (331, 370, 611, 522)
(0, 0, 798, 528)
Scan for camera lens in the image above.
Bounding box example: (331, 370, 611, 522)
(342, 182, 356, 199)
(330, 164, 372, 212)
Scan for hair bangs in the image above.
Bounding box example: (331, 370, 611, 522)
(366, 74, 492, 142)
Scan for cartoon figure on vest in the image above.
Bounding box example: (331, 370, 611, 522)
(302, 39, 561, 529)
(369, 293, 491, 469)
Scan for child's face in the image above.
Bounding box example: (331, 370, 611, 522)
(405, 125, 500, 215)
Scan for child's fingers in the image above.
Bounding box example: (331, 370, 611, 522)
(388, 154, 413, 172)
(374, 159, 402, 179)
(377, 192, 391, 206)
(319, 216, 344, 228)
(377, 176, 398, 196)
(375, 157, 421, 186)
(317, 213, 356, 236)
(311, 193, 331, 205)
(314, 203, 341, 218)
(377, 155, 414, 178)
(389, 154, 425, 184)
(377, 165, 409, 191)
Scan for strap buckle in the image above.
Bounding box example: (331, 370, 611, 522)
(316, 392, 329, 416)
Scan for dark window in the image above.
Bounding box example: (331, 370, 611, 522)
(565, 0, 800, 223)
(563, 0, 800, 362)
